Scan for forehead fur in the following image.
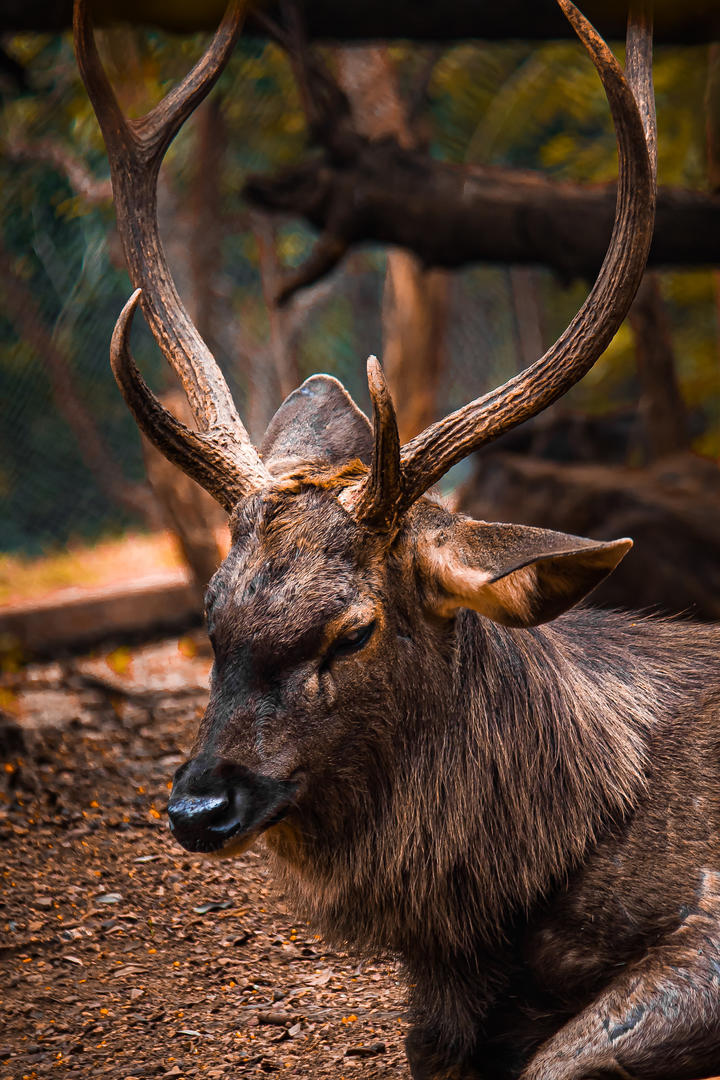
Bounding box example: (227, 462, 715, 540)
(208, 479, 382, 656)
(232, 477, 370, 562)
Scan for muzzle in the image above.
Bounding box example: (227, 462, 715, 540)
(167, 755, 298, 854)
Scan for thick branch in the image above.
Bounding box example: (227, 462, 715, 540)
(2, 0, 718, 44)
(244, 148, 720, 298)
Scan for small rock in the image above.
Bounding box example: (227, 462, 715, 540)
(256, 1010, 294, 1026)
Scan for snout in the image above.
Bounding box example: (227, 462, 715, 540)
(167, 756, 298, 855)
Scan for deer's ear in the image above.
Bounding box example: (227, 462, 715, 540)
(416, 519, 632, 627)
(260, 375, 372, 477)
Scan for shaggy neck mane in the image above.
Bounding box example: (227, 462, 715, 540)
(269, 608, 715, 959)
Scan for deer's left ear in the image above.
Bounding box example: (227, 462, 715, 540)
(416, 519, 632, 627)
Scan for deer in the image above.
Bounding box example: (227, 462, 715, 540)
(73, 1, 720, 1077)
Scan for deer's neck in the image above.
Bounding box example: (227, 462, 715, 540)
(455, 609, 656, 906)
(435, 606, 714, 929)
(269, 607, 714, 957)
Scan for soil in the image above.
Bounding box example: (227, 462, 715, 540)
(0, 633, 409, 1080)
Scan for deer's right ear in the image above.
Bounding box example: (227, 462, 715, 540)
(260, 375, 373, 477)
(415, 518, 632, 628)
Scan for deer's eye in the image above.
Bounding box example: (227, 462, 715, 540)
(328, 621, 376, 660)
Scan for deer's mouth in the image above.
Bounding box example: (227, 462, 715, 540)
(167, 758, 299, 857)
(206, 800, 296, 860)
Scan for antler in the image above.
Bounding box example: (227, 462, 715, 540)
(73, 0, 271, 511)
(350, 0, 656, 530)
(349, 357, 401, 529)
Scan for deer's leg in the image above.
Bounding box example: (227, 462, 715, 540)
(406, 1025, 506, 1080)
(520, 870, 720, 1080)
(405, 962, 510, 1080)
(406, 1025, 462, 1080)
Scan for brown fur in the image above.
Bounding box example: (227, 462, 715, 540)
(186, 471, 720, 1080)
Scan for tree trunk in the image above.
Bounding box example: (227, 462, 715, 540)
(381, 258, 449, 442)
(628, 273, 689, 461)
(189, 95, 225, 358)
(140, 391, 227, 601)
(335, 46, 450, 441)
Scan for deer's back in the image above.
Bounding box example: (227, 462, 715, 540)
(525, 687, 720, 1006)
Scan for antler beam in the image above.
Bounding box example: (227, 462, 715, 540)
(394, 0, 656, 515)
(349, 0, 656, 528)
(73, 0, 271, 505)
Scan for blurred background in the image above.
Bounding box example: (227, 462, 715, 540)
(1, 1, 719, 659)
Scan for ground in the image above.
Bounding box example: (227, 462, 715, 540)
(0, 632, 410, 1080)
(0, 533, 187, 609)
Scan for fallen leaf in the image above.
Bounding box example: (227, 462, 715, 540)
(306, 969, 333, 986)
(105, 647, 133, 677)
(112, 965, 148, 978)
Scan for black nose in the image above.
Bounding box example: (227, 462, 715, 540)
(167, 791, 231, 838)
(167, 756, 297, 854)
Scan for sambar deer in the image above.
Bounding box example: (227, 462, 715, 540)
(74, 1, 720, 1077)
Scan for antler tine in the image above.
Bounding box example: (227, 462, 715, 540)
(73, 0, 271, 503)
(138, 2, 245, 159)
(351, 357, 401, 530)
(111, 292, 254, 512)
(392, 0, 656, 516)
(625, 1, 657, 185)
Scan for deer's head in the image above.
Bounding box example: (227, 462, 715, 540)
(74, 0, 655, 858)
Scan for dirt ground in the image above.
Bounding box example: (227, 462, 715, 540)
(0, 632, 410, 1080)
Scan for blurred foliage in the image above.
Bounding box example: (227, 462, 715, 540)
(0, 24, 717, 556)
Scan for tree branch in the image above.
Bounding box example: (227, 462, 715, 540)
(244, 144, 720, 301)
(6, 137, 112, 205)
(1, 0, 717, 45)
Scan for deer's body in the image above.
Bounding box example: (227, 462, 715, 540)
(269, 603, 720, 970)
(208, 485, 720, 1079)
(73, 0, 720, 1073)
(307, 610, 720, 1078)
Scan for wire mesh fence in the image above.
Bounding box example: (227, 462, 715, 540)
(1, 26, 717, 558)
